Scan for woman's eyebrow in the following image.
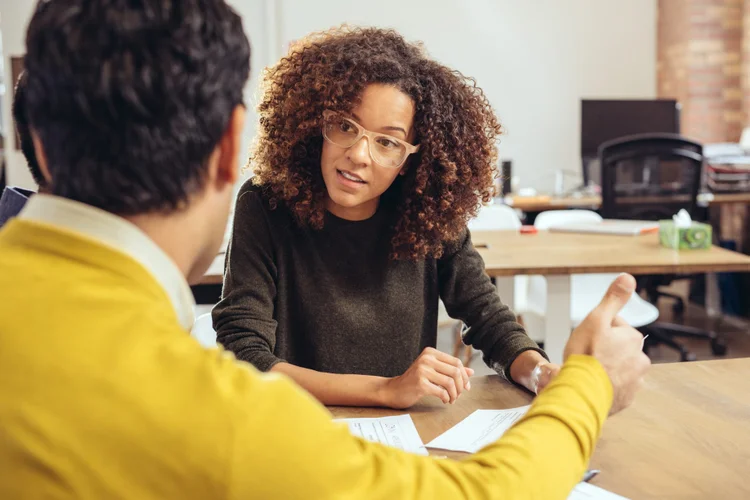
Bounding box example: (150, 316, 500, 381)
(351, 112, 407, 136)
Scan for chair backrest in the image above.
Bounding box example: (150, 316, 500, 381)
(468, 203, 522, 231)
(191, 312, 217, 348)
(534, 209, 603, 230)
(598, 133, 703, 221)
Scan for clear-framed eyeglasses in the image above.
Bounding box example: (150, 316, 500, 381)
(322, 110, 420, 168)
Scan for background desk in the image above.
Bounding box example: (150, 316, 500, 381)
(472, 230, 750, 363)
(199, 232, 750, 362)
(504, 192, 750, 213)
(330, 358, 750, 500)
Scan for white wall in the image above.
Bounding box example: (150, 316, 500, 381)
(0, 0, 266, 188)
(0, 0, 36, 188)
(1, 0, 656, 193)
(225, 0, 275, 180)
(266, 0, 657, 192)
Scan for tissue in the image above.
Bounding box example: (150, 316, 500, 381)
(673, 209, 692, 228)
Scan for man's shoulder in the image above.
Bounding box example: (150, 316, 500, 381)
(0, 186, 33, 228)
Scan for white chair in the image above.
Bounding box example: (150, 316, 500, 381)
(522, 210, 659, 339)
(446, 203, 532, 365)
(468, 203, 529, 313)
(191, 312, 217, 348)
(468, 203, 522, 231)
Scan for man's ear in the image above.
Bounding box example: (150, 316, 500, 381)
(214, 105, 246, 186)
(30, 131, 52, 185)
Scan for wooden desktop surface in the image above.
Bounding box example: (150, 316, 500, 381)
(505, 192, 750, 212)
(330, 358, 750, 500)
(472, 230, 750, 276)
(198, 231, 750, 285)
(505, 194, 602, 212)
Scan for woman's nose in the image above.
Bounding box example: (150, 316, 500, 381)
(347, 136, 372, 166)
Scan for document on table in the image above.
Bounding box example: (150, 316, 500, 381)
(569, 482, 629, 499)
(335, 415, 428, 455)
(426, 406, 530, 453)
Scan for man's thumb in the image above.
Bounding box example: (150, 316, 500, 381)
(594, 273, 637, 322)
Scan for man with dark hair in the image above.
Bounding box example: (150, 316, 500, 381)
(0, 71, 46, 227)
(0, 1, 649, 498)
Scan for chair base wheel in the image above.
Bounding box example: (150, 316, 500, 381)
(710, 338, 727, 356)
(680, 351, 697, 362)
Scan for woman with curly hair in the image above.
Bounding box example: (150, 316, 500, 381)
(213, 26, 560, 409)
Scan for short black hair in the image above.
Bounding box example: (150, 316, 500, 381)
(11, 71, 45, 188)
(23, 0, 251, 214)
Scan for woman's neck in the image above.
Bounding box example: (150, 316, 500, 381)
(325, 196, 379, 221)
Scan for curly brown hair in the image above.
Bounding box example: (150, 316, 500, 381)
(251, 26, 502, 260)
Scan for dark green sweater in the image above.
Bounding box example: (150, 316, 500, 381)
(213, 181, 546, 380)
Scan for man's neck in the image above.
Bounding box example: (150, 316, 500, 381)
(125, 211, 202, 282)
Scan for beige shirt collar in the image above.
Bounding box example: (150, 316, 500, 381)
(19, 194, 196, 330)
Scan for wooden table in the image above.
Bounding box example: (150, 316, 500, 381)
(330, 358, 750, 500)
(199, 231, 750, 362)
(473, 231, 750, 277)
(504, 192, 750, 213)
(199, 232, 750, 283)
(472, 231, 750, 363)
(504, 194, 602, 212)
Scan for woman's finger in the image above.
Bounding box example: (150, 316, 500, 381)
(425, 357, 464, 400)
(424, 367, 459, 403)
(427, 348, 471, 390)
(420, 377, 451, 404)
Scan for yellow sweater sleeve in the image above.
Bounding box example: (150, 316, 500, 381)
(224, 354, 612, 500)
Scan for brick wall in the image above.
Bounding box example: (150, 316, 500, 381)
(744, 0, 750, 133)
(658, 0, 745, 143)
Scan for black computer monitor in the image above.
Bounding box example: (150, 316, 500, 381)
(581, 99, 681, 185)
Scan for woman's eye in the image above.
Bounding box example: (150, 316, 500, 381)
(377, 137, 398, 149)
(339, 121, 355, 133)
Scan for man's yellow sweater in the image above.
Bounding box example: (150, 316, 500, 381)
(0, 208, 612, 499)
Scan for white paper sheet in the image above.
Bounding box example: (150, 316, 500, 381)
(335, 414, 428, 455)
(568, 482, 629, 499)
(425, 406, 530, 453)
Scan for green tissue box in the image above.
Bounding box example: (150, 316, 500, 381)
(659, 220, 712, 250)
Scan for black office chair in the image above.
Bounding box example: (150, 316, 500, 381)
(598, 133, 726, 361)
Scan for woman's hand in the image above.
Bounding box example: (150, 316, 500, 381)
(379, 347, 474, 409)
(509, 350, 561, 394)
(532, 362, 561, 393)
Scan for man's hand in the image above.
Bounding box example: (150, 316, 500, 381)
(564, 274, 651, 415)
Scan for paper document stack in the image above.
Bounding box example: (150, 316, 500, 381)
(335, 414, 428, 456)
(548, 220, 659, 236)
(426, 406, 530, 453)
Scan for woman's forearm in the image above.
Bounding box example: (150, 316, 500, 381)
(270, 362, 391, 407)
